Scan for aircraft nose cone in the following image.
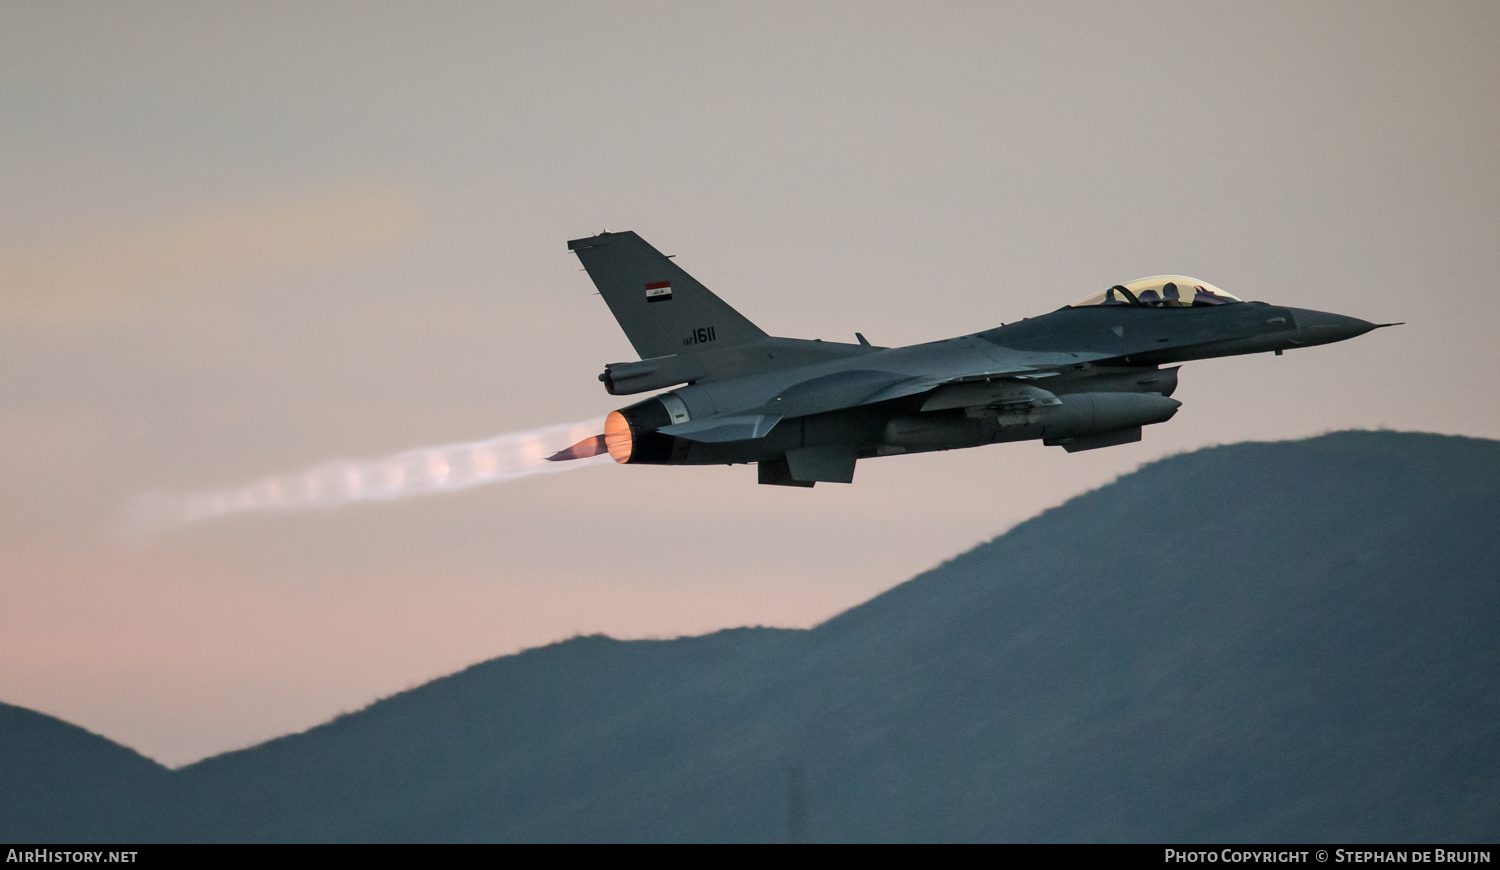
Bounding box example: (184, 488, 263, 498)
(1290, 309, 1380, 346)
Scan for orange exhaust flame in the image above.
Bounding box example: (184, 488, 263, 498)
(604, 410, 633, 463)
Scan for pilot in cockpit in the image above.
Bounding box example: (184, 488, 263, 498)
(1069, 277, 1242, 309)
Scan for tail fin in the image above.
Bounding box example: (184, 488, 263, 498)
(568, 231, 767, 360)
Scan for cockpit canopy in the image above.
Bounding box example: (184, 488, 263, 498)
(1070, 276, 1242, 308)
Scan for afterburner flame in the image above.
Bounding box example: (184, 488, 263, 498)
(604, 410, 633, 463)
(127, 418, 611, 537)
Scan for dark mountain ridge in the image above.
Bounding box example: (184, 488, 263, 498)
(0, 703, 169, 840)
(4, 431, 1497, 841)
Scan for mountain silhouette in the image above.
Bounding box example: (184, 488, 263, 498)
(0, 703, 169, 841)
(4, 431, 1497, 842)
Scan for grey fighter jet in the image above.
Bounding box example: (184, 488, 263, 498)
(549, 231, 1392, 486)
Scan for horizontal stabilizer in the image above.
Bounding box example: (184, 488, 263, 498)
(546, 434, 607, 462)
(729, 369, 913, 422)
(601, 337, 880, 394)
(661, 414, 782, 443)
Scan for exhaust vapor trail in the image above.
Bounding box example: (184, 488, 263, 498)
(128, 418, 609, 536)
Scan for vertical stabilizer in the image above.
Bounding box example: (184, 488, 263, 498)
(568, 231, 767, 360)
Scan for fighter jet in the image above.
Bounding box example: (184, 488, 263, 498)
(549, 231, 1392, 486)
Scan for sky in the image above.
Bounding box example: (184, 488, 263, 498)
(2, 1, 1497, 767)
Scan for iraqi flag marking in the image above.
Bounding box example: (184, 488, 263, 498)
(645, 281, 672, 303)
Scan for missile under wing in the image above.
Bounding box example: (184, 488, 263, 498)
(550, 231, 1394, 486)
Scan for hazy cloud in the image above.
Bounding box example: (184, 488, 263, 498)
(0, 187, 415, 323)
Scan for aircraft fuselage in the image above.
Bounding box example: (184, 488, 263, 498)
(553, 231, 1388, 485)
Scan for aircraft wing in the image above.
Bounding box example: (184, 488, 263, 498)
(658, 344, 1112, 443)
